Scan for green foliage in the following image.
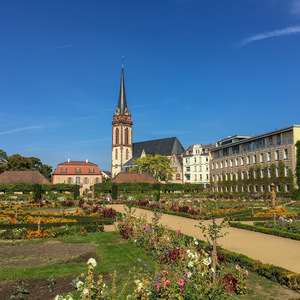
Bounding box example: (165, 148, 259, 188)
(94, 182, 204, 194)
(0, 183, 76, 193)
(33, 184, 42, 201)
(111, 183, 118, 200)
(130, 154, 174, 182)
(0, 150, 52, 180)
(73, 185, 80, 199)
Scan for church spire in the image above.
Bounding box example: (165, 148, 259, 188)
(116, 57, 129, 115)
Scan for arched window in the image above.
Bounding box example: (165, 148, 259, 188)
(176, 173, 181, 180)
(126, 149, 129, 160)
(115, 149, 118, 159)
(115, 128, 119, 144)
(125, 128, 129, 144)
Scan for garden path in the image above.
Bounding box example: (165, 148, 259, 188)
(108, 204, 300, 274)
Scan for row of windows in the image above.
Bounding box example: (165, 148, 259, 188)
(214, 134, 284, 158)
(213, 183, 290, 193)
(57, 177, 101, 184)
(185, 174, 209, 181)
(185, 157, 209, 164)
(212, 165, 290, 182)
(114, 128, 130, 145)
(60, 168, 95, 174)
(212, 149, 288, 170)
(185, 165, 209, 172)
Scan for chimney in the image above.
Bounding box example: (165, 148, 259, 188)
(68, 158, 70, 163)
(86, 159, 88, 163)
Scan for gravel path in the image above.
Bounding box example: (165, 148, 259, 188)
(109, 204, 300, 273)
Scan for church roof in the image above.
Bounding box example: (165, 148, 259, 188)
(116, 64, 129, 115)
(124, 137, 185, 167)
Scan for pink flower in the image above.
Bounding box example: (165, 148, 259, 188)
(157, 283, 162, 290)
(162, 270, 169, 275)
(236, 265, 240, 270)
(164, 280, 170, 286)
(179, 279, 184, 286)
(245, 270, 249, 276)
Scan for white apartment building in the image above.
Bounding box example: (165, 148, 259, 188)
(182, 144, 215, 187)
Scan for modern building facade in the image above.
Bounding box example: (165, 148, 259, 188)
(210, 125, 300, 195)
(182, 144, 215, 186)
(52, 159, 103, 194)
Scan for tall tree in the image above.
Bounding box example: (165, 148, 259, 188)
(130, 154, 174, 182)
(0, 150, 8, 173)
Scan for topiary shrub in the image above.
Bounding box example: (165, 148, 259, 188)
(111, 183, 118, 200)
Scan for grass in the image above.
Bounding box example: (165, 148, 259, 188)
(1, 232, 300, 299)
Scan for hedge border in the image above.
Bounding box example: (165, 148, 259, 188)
(229, 222, 300, 241)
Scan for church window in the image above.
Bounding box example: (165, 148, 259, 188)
(115, 128, 119, 144)
(115, 149, 118, 159)
(126, 149, 129, 160)
(125, 128, 129, 144)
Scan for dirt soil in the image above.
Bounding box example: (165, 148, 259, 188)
(0, 241, 98, 299)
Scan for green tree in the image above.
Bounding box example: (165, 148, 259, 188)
(0, 149, 8, 173)
(130, 154, 174, 182)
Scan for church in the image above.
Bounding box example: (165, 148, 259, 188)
(111, 64, 185, 183)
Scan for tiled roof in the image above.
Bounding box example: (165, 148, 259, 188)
(0, 171, 51, 184)
(111, 172, 160, 184)
(57, 161, 98, 166)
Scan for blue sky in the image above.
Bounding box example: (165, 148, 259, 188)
(1, 0, 300, 172)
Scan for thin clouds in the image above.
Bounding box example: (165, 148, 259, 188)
(0, 125, 46, 135)
(236, 26, 300, 47)
(290, 0, 300, 16)
(47, 44, 75, 50)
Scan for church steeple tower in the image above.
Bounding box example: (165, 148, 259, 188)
(111, 61, 133, 178)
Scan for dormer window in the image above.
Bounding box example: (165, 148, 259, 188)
(61, 168, 67, 173)
(75, 168, 81, 173)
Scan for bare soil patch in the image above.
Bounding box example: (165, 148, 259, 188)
(0, 241, 98, 268)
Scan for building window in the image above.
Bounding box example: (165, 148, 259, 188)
(277, 134, 281, 145)
(115, 128, 119, 144)
(235, 158, 238, 166)
(89, 168, 95, 173)
(220, 161, 223, 168)
(194, 166, 197, 171)
(200, 174, 202, 180)
(230, 173, 233, 180)
(267, 152, 271, 162)
(225, 160, 228, 167)
(285, 166, 289, 177)
(241, 171, 244, 180)
(247, 156, 250, 165)
(241, 157, 244, 165)
(261, 185, 265, 192)
(254, 185, 258, 192)
(84, 177, 88, 184)
(90, 178, 93, 184)
(68, 177, 72, 184)
(277, 184, 280, 192)
(126, 149, 129, 160)
(206, 165, 209, 171)
(275, 150, 279, 160)
(283, 149, 288, 160)
(260, 153, 264, 163)
(206, 174, 209, 180)
(216, 162, 219, 169)
(76, 177, 80, 184)
(276, 167, 279, 177)
(212, 163, 214, 170)
(115, 149, 118, 159)
(194, 157, 197, 163)
(176, 173, 181, 180)
(286, 184, 290, 192)
(269, 136, 273, 146)
(125, 128, 129, 144)
(254, 170, 257, 179)
(268, 168, 271, 178)
(75, 168, 81, 173)
(236, 172, 238, 180)
(61, 168, 67, 173)
(253, 154, 257, 164)
(95, 178, 99, 184)
(261, 169, 264, 178)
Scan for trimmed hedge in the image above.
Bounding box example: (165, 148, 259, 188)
(229, 222, 300, 241)
(0, 183, 77, 193)
(94, 182, 204, 193)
